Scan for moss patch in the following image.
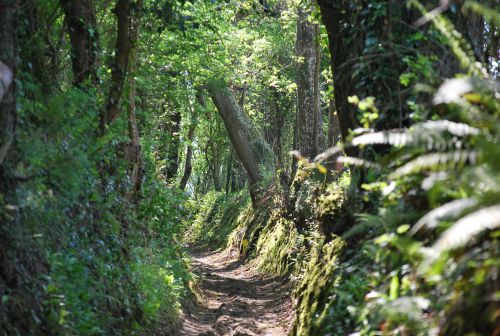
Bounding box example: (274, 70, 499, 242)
(185, 191, 250, 249)
(253, 215, 299, 275)
(291, 237, 345, 336)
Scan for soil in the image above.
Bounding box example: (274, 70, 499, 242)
(179, 248, 294, 336)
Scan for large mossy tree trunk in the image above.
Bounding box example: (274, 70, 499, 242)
(289, 4, 327, 229)
(60, 0, 99, 86)
(208, 82, 273, 207)
(295, 3, 323, 160)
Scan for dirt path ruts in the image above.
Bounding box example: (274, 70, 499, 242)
(179, 248, 294, 336)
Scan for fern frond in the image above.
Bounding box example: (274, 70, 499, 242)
(337, 156, 380, 169)
(432, 204, 500, 253)
(433, 78, 473, 105)
(412, 120, 479, 137)
(357, 212, 386, 226)
(408, 0, 488, 77)
(351, 128, 373, 135)
(351, 131, 410, 147)
(463, 2, 500, 26)
(347, 120, 478, 150)
(343, 213, 385, 238)
(390, 150, 478, 178)
(409, 198, 478, 236)
(421, 172, 449, 190)
(314, 119, 479, 164)
(313, 145, 342, 163)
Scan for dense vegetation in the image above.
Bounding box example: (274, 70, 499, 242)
(0, 0, 498, 335)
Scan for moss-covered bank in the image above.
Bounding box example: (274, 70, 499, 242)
(184, 172, 361, 336)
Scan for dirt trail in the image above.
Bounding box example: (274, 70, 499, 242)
(179, 248, 294, 336)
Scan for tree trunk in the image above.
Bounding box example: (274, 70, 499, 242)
(180, 91, 205, 190)
(0, 62, 13, 103)
(327, 95, 341, 148)
(316, 0, 358, 144)
(164, 109, 181, 180)
(0, 0, 17, 165)
(205, 140, 222, 191)
(208, 81, 273, 206)
(179, 117, 196, 191)
(103, 0, 130, 131)
(125, 0, 143, 202)
(271, 88, 285, 159)
(225, 149, 233, 195)
(60, 0, 98, 86)
(295, 3, 323, 160)
(19, 0, 58, 92)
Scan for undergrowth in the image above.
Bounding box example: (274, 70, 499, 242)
(0, 82, 192, 335)
(184, 191, 250, 249)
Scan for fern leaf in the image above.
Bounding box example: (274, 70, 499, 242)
(409, 198, 478, 235)
(432, 204, 500, 253)
(337, 156, 380, 168)
(314, 120, 478, 164)
(313, 145, 342, 163)
(412, 120, 479, 137)
(344, 213, 385, 238)
(421, 172, 449, 190)
(390, 150, 478, 178)
(432, 78, 473, 105)
(351, 131, 410, 147)
(348, 120, 478, 149)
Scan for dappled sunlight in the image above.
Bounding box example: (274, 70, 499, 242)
(1, 0, 497, 335)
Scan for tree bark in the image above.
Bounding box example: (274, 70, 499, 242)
(295, 3, 323, 160)
(205, 140, 222, 191)
(0, 0, 17, 165)
(103, 0, 130, 131)
(271, 88, 285, 159)
(316, 0, 358, 144)
(164, 109, 181, 180)
(0, 62, 13, 106)
(180, 91, 204, 190)
(225, 149, 233, 195)
(60, 0, 99, 86)
(179, 116, 196, 191)
(125, 0, 143, 202)
(327, 95, 341, 148)
(208, 81, 273, 206)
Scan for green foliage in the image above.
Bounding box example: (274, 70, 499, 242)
(3, 0, 498, 335)
(130, 245, 186, 325)
(185, 191, 250, 249)
(1, 68, 191, 335)
(310, 80, 499, 335)
(283, 2, 500, 336)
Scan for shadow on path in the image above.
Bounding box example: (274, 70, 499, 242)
(179, 248, 294, 336)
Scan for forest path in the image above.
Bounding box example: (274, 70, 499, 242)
(179, 248, 294, 336)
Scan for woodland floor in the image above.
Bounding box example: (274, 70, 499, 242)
(179, 248, 294, 336)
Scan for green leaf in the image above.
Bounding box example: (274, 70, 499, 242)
(396, 224, 410, 234)
(389, 275, 399, 300)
